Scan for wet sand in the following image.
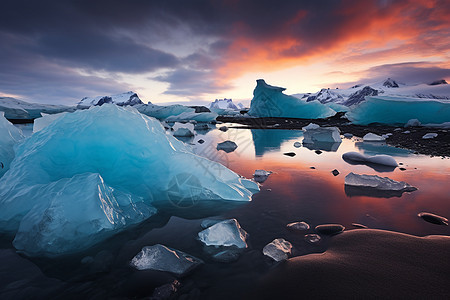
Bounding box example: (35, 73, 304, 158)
(251, 229, 450, 299)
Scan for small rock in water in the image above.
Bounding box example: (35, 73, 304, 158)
(287, 221, 310, 231)
(418, 212, 448, 226)
(422, 133, 438, 139)
(315, 224, 345, 235)
(194, 123, 209, 130)
(284, 152, 296, 157)
(343, 133, 353, 138)
(351, 223, 368, 229)
(253, 169, 272, 183)
(217, 141, 238, 153)
(152, 280, 181, 299)
(403, 130, 410, 134)
(315, 150, 322, 155)
(262, 238, 293, 262)
(399, 167, 406, 171)
(131, 244, 203, 276)
(266, 188, 272, 192)
(331, 169, 339, 176)
(173, 128, 194, 137)
(219, 126, 228, 132)
(304, 234, 321, 244)
(197, 139, 205, 144)
(310, 166, 316, 169)
(293, 142, 302, 148)
(363, 133, 385, 142)
(211, 250, 241, 263)
(198, 219, 249, 248)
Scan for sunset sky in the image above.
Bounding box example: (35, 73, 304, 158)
(1, 0, 449, 105)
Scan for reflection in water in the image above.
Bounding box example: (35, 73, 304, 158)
(251, 129, 303, 156)
(303, 141, 341, 152)
(344, 185, 415, 198)
(342, 156, 397, 172)
(355, 141, 412, 156)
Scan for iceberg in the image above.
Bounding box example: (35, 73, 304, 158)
(209, 98, 240, 110)
(302, 126, 342, 144)
(33, 112, 68, 133)
(342, 152, 398, 169)
(262, 238, 292, 262)
(345, 172, 417, 192)
(136, 103, 195, 120)
(77, 91, 143, 109)
(166, 111, 218, 123)
(130, 244, 203, 276)
(0, 105, 258, 256)
(247, 80, 336, 119)
(363, 133, 385, 142)
(0, 97, 74, 120)
(0, 112, 24, 177)
(198, 219, 248, 248)
(346, 96, 450, 125)
(173, 127, 194, 137)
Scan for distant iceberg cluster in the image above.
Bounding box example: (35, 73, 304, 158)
(0, 105, 258, 256)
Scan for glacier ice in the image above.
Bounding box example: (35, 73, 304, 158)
(217, 141, 238, 153)
(302, 125, 342, 144)
(209, 98, 240, 110)
(422, 133, 438, 139)
(0, 112, 24, 177)
(136, 103, 195, 120)
(247, 80, 336, 119)
(346, 96, 450, 125)
(0, 105, 258, 256)
(0, 97, 74, 120)
(166, 111, 218, 123)
(130, 244, 203, 276)
(342, 152, 398, 168)
(198, 219, 248, 248)
(77, 91, 143, 109)
(33, 112, 68, 133)
(345, 172, 417, 192)
(363, 133, 385, 142)
(262, 238, 292, 262)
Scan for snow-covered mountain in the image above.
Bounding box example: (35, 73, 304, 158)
(209, 98, 241, 110)
(77, 91, 143, 109)
(292, 78, 450, 107)
(0, 97, 75, 120)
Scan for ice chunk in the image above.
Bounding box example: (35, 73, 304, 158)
(198, 219, 248, 248)
(0, 112, 24, 177)
(405, 118, 421, 127)
(0, 105, 258, 256)
(417, 212, 448, 226)
(304, 234, 321, 244)
(136, 103, 195, 120)
(209, 98, 239, 110)
(173, 127, 194, 137)
(343, 133, 353, 138)
(247, 80, 336, 119)
(345, 172, 417, 192)
(130, 244, 203, 276)
(363, 133, 385, 142)
(33, 112, 68, 133)
(422, 133, 438, 139)
(77, 91, 143, 109)
(303, 126, 342, 144)
(286, 221, 310, 231)
(13, 173, 156, 256)
(302, 123, 320, 131)
(346, 96, 450, 125)
(262, 238, 292, 261)
(166, 111, 217, 123)
(342, 152, 398, 167)
(217, 141, 238, 153)
(253, 169, 272, 183)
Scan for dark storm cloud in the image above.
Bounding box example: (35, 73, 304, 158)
(0, 0, 449, 102)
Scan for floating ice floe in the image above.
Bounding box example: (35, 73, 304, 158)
(262, 238, 292, 261)
(131, 244, 203, 276)
(173, 127, 195, 137)
(217, 141, 238, 153)
(302, 125, 342, 144)
(346, 96, 450, 126)
(342, 152, 398, 168)
(253, 169, 272, 183)
(345, 172, 417, 192)
(0, 105, 258, 256)
(198, 219, 248, 248)
(363, 133, 385, 142)
(247, 80, 335, 119)
(422, 133, 438, 139)
(0, 112, 24, 177)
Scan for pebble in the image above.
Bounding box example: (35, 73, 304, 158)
(287, 221, 310, 231)
(331, 169, 339, 176)
(418, 212, 448, 226)
(304, 234, 321, 244)
(284, 152, 296, 157)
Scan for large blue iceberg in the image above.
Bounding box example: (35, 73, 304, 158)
(346, 96, 450, 125)
(247, 80, 336, 119)
(0, 105, 258, 256)
(0, 112, 24, 177)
